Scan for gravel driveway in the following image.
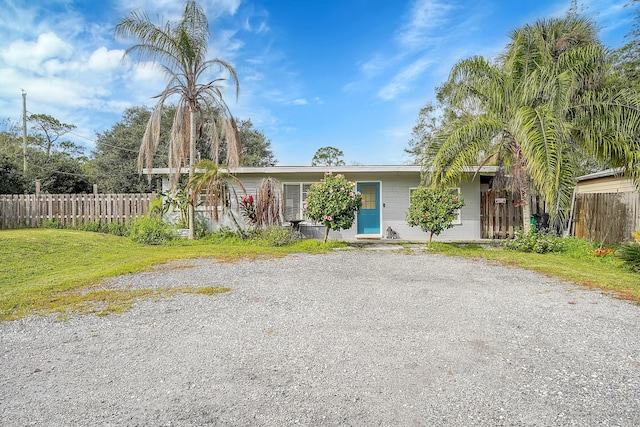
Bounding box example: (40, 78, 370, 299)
(1, 247, 639, 426)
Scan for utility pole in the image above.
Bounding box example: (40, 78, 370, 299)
(21, 90, 27, 174)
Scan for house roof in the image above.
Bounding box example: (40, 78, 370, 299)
(576, 168, 624, 181)
(143, 165, 500, 175)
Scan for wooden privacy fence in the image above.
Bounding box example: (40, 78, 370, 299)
(573, 192, 640, 244)
(481, 190, 545, 239)
(0, 193, 156, 229)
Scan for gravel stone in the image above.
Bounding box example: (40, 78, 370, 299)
(1, 248, 639, 426)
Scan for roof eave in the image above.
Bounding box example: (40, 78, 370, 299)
(143, 165, 500, 175)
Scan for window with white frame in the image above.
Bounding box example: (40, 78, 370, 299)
(283, 183, 313, 220)
(409, 187, 462, 225)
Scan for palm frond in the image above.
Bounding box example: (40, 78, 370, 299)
(116, 0, 242, 193)
(187, 159, 246, 222)
(137, 101, 164, 177)
(511, 105, 574, 223)
(167, 103, 190, 189)
(255, 177, 282, 227)
(425, 115, 502, 187)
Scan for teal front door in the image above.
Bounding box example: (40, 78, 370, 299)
(357, 182, 380, 235)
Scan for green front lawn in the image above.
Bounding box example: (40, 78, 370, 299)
(0, 229, 342, 321)
(431, 240, 640, 302)
(1, 229, 637, 321)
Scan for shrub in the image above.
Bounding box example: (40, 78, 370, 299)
(304, 173, 363, 243)
(202, 225, 293, 246)
(406, 186, 465, 247)
(504, 229, 563, 254)
(204, 227, 244, 243)
(76, 220, 103, 233)
(617, 242, 640, 272)
(239, 195, 257, 225)
(192, 216, 210, 239)
(258, 226, 292, 247)
(104, 221, 129, 237)
(43, 219, 65, 229)
(128, 216, 176, 245)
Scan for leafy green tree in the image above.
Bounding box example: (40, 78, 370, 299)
(28, 114, 76, 161)
(216, 119, 277, 166)
(25, 113, 89, 193)
(89, 106, 172, 193)
(0, 115, 90, 194)
(304, 173, 363, 243)
(615, 0, 640, 88)
(311, 146, 345, 166)
(406, 187, 464, 247)
(0, 119, 23, 162)
(0, 154, 26, 193)
(423, 15, 640, 232)
(115, 0, 241, 239)
(405, 99, 463, 165)
(25, 151, 91, 193)
(405, 102, 438, 164)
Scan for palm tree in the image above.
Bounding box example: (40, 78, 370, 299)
(115, 0, 241, 239)
(425, 16, 640, 232)
(186, 160, 246, 232)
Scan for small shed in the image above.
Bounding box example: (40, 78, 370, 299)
(572, 168, 640, 243)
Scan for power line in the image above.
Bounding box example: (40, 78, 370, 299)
(28, 162, 91, 179)
(67, 130, 168, 160)
(68, 130, 139, 153)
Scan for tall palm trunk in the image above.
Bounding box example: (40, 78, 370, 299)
(116, 1, 241, 241)
(188, 108, 196, 240)
(521, 184, 532, 233)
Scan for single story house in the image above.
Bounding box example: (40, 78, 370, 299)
(571, 168, 640, 243)
(146, 165, 502, 241)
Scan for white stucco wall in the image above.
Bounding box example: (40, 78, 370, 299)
(158, 166, 487, 241)
(227, 170, 482, 241)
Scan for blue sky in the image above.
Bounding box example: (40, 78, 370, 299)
(0, 0, 635, 165)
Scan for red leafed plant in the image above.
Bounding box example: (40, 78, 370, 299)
(592, 247, 615, 257)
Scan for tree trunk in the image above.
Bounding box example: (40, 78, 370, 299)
(188, 109, 196, 240)
(428, 231, 434, 248)
(521, 183, 532, 233)
(323, 226, 330, 244)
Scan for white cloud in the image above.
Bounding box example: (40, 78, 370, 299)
(244, 72, 264, 81)
(359, 53, 386, 77)
(243, 16, 270, 34)
(291, 99, 307, 105)
(132, 61, 166, 82)
(88, 47, 125, 72)
(208, 0, 242, 16)
(115, 0, 241, 21)
(346, 0, 456, 97)
(395, 0, 454, 50)
(208, 29, 244, 61)
(378, 57, 434, 101)
(2, 32, 73, 70)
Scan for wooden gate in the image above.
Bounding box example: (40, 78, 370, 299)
(481, 190, 545, 239)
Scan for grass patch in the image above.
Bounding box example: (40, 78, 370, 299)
(27, 286, 232, 322)
(430, 239, 640, 302)
(0, 229, 342, 321)
(4, 228, 636, 321)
